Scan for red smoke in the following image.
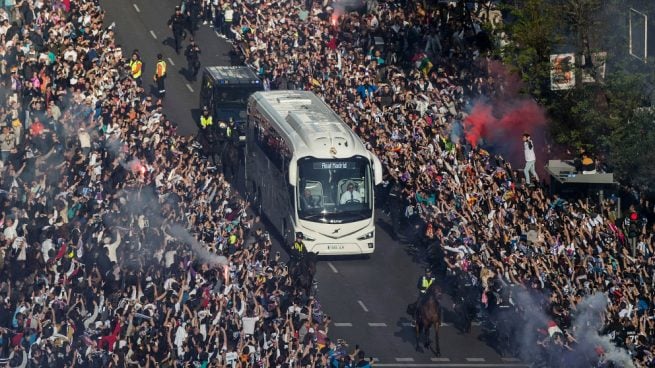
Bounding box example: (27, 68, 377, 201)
(463, 99, 546, 147)
(129, 160, 147, 176)
(30, 121, 44, 136)
(498, 101, 546, 131)
(463, 60, 547, 149)
(486, 59, 523, 97)
(464, 103, 493, 147)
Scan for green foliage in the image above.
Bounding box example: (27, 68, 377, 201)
(498, 0, 655, 189)
(609, 110, 655, 190)
(499, 0, 560, 98)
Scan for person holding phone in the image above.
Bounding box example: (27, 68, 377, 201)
(522, 133, 539, 186)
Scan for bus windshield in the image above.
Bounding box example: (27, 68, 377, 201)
(297, 156, 372, 223)
(215, 87, 260, 107)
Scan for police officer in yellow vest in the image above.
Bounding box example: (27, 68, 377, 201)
(412, 267, 435, 327)
(223, 4, 234, 37)
(226, 118, 234, 140)
(153, 54, 167, 98)
(129, 52, 143, 86)
(200, 107, 213, 129)
(417, 268, 435, 294)
(291, 232, 306, 261)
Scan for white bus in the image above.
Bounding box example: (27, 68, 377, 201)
(246, 91, 383, 255)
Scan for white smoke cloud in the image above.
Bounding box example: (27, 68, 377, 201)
(168, 224, 228, 267)
(504, 287, 634, 367)
(571, 293, 635, 368)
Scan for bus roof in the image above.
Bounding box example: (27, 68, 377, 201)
(249, 91, 370, 159)
(204, 66, 260, 85)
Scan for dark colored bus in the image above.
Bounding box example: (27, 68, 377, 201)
(199, 66, 262, 141)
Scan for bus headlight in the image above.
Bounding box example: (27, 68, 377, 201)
(303, 235, 316, 241)
(357, 231, 374, 240)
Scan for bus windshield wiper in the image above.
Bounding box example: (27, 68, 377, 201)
(301, 214, 328, 222)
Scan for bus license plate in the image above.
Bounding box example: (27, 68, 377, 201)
(328, 244, 344, 250)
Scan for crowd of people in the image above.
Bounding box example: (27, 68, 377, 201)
(0, 0, 383, 367)
(1, 0, 655, 367)
(224, 0, 655, 367)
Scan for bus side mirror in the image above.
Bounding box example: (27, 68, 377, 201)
(371, 153, 383, 185)
(288, 159, 297, 185)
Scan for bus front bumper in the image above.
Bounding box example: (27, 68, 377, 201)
(308, 241, 375, 255)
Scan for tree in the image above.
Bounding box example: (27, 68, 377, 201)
(610, 109, 655, 191)
(498, 0, 561, 99)
(498, 0, 655, 189)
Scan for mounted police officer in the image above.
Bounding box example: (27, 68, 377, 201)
(411, 267, 436, 327)
(491, 281, 513, 327)
(453, 269, 476, 303)
(417, 267, 435, 295)
(291, 232, 306, 262)
(452, 269, 479, 332)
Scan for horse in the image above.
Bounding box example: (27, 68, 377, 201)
(413, 284, 442, 356)
(290, 251, 318, 296)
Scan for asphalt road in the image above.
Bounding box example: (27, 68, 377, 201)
(104, 2, 527, 366)
(104, 0, 233, 136)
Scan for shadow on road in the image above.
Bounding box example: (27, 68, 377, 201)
(392, 316, 418, 349)
(189, 107, 201, 119)
(162, 37, 180, 54)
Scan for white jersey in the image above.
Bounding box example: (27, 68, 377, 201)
(524, 140, 536, 162)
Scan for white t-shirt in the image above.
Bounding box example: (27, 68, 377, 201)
(63, 49, 78, 62)
(524, 140, 536, 162)
(242, 317, 258, 335)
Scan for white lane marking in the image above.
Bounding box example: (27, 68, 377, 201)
(373, 364, 528, 367)
(333, 322, 352, 327)
(501, 358, 521, 362)
(395, 358, 415, 362)
(215, 31, 221, 38)
(402, 321, 453, 327)
(327, 262, 338, 273)
(466, 358, 486, 362)
(185, 83, 194, 92)
(368, 322, 387, 327)
(133, 3, 140, 12)
(431, 358, 451, 362)
(357, 300, 369, 312)
(167, 57, 175, 66)
(149, 30, 157, 39)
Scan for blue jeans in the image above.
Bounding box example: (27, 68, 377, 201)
(524, 160, 538, 184)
